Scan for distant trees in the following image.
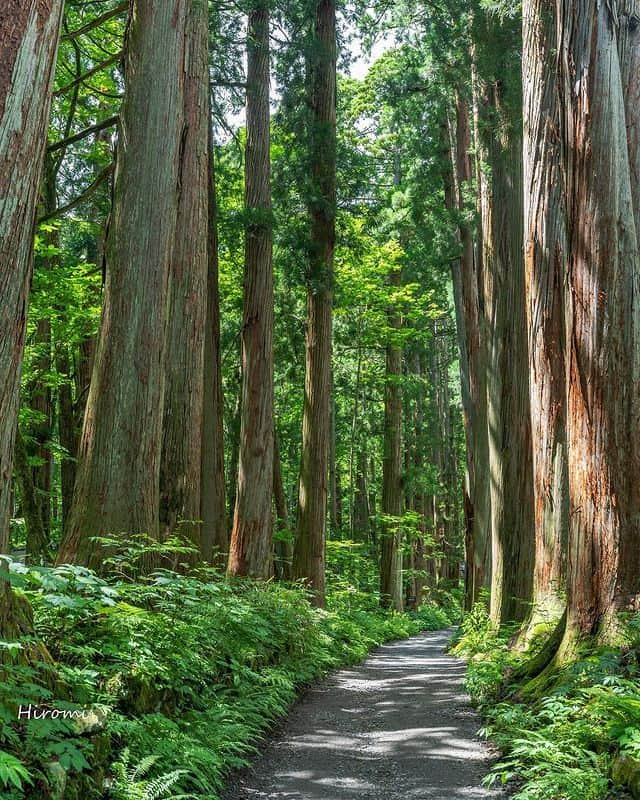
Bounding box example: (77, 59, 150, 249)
(379, 262, 404, 611)
(0, 0, 481, 620)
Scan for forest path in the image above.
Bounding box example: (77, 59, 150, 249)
(222, 628, 504, 799)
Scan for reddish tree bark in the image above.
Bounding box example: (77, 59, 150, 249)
(228, 1, 274, 578)
(558, 0, 640, 649)
(522, 0, 569, 632)
(446, 97, 491, 608)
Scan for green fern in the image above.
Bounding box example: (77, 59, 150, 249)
(0, 750, 32, 790)
(110, 748, 190, 800)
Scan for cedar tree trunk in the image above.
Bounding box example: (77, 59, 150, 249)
(228, 1, 274, 577)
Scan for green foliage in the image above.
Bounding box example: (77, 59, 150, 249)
(455, 607, 640, 799)
(109, 749, 189, 800)
(452, 603, 518, 704)
(0, 750, 33, 790)
(0, 559, 458, 799)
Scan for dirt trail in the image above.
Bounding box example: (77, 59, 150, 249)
(223, 628, 505, 799)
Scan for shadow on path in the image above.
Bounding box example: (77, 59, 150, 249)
(222, 628, 504, 800)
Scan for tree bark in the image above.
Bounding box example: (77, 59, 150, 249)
(445, 97, 491, 608)
(0, 0, 63, 632)
(293, 0, 337, 607)
(57, 0, 188, 568)
(473, 16, 536, 624)
(160, 0, 209, 556)
(228, 1, 274, 578)
(200, 116, 228, 567)
(522, 0, 569, 633)
(558, 0, 640, 648)
(226, 373, 241, 523)
(380, 265, 404, 612)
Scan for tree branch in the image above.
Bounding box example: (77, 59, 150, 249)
(61, 2, 128, 41)
(47, 115, 119, 153)
(38, 163, 115, 223)
(54, 53, 121, 96)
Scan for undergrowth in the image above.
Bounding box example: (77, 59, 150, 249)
(0, 541, 458, 799)
(453, 605, 640, 800)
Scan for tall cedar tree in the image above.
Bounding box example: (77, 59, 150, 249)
(446, 96, 491, 608)
(379, 264, 404, 611)
(473, 14, 535, 625)
(293, 0, 337, 606)
(228, 0, 275, 577)
(200, 119, 228, 566)
(57, 0, 189, 568)
(160, 0, 209, 556)
(0, 0, 64, 632)
(522, 0, 568, 633)
(558, 0, 640, 651)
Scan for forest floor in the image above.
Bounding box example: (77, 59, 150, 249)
(223, 628, 504, 799)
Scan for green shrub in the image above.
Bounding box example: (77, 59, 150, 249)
(0, 558, 458, 799)
(455, 604, 640, 800)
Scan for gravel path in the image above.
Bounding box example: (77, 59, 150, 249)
(223, 628, 505, 799)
